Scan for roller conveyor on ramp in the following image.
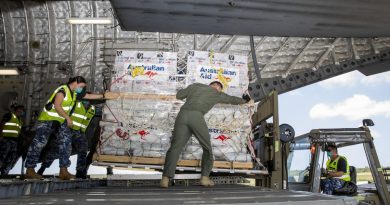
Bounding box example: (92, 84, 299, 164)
(0, 184, 357, 205)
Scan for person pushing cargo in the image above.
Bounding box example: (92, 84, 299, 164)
(37, 99, 96, 179)
(161, 81, 251, 188)
(24, 76, 104, 180)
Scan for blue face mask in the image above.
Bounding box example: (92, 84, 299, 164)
(17, 111, 25, 118)
(75, 87, 83, 94)
(326, 151, 332, 158)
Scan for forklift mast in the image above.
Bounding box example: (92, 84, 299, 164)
(293, 127, 390, 205)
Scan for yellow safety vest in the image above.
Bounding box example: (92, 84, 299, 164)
(2, 113, 22, 138)
(38, 85, 76, 123)
(326, 155, 351, 182)
(70, 101, 95, 133)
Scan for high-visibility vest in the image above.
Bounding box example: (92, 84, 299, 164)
(326, 155, 351, 182)
(2, 113, 22, 138)
(70, 101, 95, 133)
(38, 85, 76, 123)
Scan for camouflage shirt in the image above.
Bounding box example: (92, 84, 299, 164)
(177, 83, 246, 114)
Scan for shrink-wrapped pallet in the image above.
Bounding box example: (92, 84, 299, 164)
(98, 50, 256, 167)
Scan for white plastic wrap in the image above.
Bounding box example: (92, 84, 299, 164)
(110, 51, 179, 94)
(186, 50, 249, 97)
(100, 99, 255, 162)
(99, 50, 255, 163)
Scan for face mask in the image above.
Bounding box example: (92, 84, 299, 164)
(326, 151, 332, 158)
(75, 87, 83, 94)
(17, 111, 25, 118)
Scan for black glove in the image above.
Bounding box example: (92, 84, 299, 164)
(242, 94, 251, 102)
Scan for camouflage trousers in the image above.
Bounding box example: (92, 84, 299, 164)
(41, 130, 88, 172)
(320, 178, 345, 195)
(25, 121, 74, 168)
(0, 138, 19, 175)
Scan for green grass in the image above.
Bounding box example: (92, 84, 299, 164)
(357, 172, 373, 182)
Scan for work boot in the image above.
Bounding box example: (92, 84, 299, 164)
(25, 168, 43, 180)
(59, 167, 75, 180)
(200, 176, 214, 187)
(160, 176, 169, 188)
(76, 170, 87, 179)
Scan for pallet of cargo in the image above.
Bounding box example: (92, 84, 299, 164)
(104, 91, 255, 107)
(93, 154, 254, 170)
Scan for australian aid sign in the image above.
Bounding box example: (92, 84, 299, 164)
(196, 65, 240, 87)
(114, 50, 176, 82)
(124, 63, 169, 81)
(186, 50, 247, 91)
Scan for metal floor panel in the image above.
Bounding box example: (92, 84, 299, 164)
(0, 179, 105, 199)
(358, 183, 390, 192)
(0, 185, 355, 205)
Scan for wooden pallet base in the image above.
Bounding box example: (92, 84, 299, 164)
(93, 154, 253, 170)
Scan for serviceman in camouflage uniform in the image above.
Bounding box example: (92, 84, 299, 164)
(24, 76, 104, 180)
(161, 81, 251, 188)
(0, 105, 24, 176)
(38, 100, 95, 179)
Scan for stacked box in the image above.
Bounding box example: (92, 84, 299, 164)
(99, 50, 254, 164)
(186, 50, 249, 97)
(110, 51, 179, 94)
(100, 100, 254, 162)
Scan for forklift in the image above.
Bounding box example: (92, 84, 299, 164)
(252, 91, 390, 205)
(287, 119, 390, 205)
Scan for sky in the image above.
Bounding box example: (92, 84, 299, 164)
(9, 70, 390, 175)
(281, 70, 390, 170)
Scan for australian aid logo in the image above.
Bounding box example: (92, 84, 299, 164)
(196, 65, 240, 88)
(125, 63, 169, 81)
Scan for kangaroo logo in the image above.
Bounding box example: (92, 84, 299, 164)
(144, 71, 158, 79)
(134, 130, 150, 140)
(214, 135, 231, 144)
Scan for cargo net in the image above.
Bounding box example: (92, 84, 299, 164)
(99, 50, 262, 170)
(99, 98, 256, 163)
